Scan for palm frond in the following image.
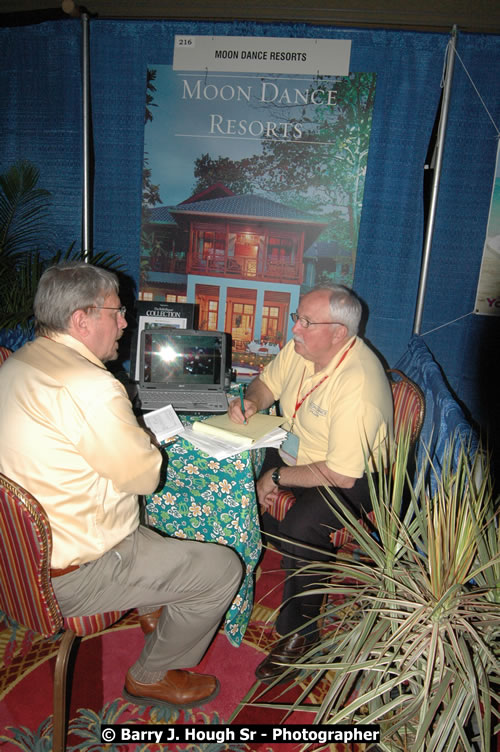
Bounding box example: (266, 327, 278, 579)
(0, 160, 52, 257)
(0, 161, 127, 334)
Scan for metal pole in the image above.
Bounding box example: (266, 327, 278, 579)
(81, 10, 92, 260)
(413, 25, 458, 334)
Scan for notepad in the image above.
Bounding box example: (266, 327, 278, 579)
(192, 411, 285, 448)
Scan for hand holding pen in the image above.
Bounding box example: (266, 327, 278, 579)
(228, 384, 256, 424)
(227, 384, 257, 423)
(239, 384, 247, 424)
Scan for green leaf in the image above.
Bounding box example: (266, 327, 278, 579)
(0, 161, 126, 333)
(243, 435, 500, 751)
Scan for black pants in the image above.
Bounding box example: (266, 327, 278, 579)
(259, 448, 374, 639)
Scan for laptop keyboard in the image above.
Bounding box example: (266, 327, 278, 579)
(140, 391, 228, 412)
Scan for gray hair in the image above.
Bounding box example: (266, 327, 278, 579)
(34, 261, 119, 336)
(308, 284, 362, 337)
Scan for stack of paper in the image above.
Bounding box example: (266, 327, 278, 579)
(184, 412, 287, 460)
(194, 412, 284, 444)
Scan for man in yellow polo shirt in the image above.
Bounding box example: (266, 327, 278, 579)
(228, 284, 393, 681)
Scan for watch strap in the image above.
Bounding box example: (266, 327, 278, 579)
(271, 467, 281, 487)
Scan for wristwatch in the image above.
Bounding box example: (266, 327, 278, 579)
(271, 467, 281, 487)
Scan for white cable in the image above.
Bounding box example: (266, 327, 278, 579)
(420, 310, 474, 336)
(451, 38, 500, 138)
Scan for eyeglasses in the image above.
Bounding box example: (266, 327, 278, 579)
(89, 306, 127, 317)
(290, 312, 344, 328)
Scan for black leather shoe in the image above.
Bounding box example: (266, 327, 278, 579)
(255, 633, 310, 683)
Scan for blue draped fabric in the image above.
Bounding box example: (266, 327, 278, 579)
(408, 34, 500, 441)
(0, 20, 83, 253)
(394, 335, 478, 489)
(1, 19, 499, 451)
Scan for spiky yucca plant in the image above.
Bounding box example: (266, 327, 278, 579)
(250, 432, 500, 751)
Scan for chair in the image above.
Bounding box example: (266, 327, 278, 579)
(386, 368, 426, 448)
(0, 472, 129, 752)
(0, 346, 12, 365)
(265, 368, 426, 551)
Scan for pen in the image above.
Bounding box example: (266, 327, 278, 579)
(239, 384, 247, 424)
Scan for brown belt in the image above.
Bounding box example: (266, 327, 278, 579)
(50, 564, 80, 578)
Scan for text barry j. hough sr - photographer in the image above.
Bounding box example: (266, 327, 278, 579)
(101, 724, 381, 745)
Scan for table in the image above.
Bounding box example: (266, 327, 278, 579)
(145, 435, 264, 646)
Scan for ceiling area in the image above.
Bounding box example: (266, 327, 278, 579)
(1, 0, 500, 33)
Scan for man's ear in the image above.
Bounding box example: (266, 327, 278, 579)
(332, 323, 348, 343)
(68, 308, 91, 340)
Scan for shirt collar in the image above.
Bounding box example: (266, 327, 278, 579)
(318, 335, 358, 376)
(45, 332, 107, 370)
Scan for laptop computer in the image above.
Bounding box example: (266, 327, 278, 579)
(137, 328, 231, 413)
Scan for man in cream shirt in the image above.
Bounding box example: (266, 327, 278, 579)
(229, 284, 393, 681)
(0, 262, 242, 709)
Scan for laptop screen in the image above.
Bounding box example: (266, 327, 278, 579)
(139, 328, 227, 391)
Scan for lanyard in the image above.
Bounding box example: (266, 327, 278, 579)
(291, 338, 356, 427)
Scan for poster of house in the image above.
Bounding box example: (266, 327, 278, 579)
(475, 141, 500, 316)
(139, 36, 376, 380)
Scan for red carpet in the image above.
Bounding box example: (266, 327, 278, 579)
(0, 548, 365, 751)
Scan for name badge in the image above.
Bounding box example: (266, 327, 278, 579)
(279, 431, 299, 465)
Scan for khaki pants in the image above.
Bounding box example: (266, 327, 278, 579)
(52, 525, 243, 682)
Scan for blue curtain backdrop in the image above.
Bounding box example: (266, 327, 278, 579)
(1, 19, 499, 444)
(0, 20, 83, 250)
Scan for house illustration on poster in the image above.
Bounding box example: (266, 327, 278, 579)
(140, 183, 329, 377)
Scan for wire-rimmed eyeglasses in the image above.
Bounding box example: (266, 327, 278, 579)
(89, 305, 127, 317)
(290, 312, 344, 328)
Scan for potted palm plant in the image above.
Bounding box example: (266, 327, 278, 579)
(0, 160, 124, 341)
(248, 432, 500, 751)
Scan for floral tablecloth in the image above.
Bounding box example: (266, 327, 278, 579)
(145, 437, 264, 646)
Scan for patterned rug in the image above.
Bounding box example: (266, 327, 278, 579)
(0, 548, 365, 752)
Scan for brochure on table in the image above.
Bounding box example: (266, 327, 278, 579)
(142, 404, 185, 445)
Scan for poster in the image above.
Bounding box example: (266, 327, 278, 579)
(475, 141, 500, 316)
(139, 36, 376, 380)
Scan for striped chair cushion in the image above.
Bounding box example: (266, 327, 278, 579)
(64, 611, 126, 637)
(388, 369, 425, 444)
(0, 346, 12, 365)
(0, 477, 62, 637)
(0, 473, 128, 640)
(329, 509, 376, 549)
(270, 489, 296, 522)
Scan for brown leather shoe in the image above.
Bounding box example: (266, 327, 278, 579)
(124, 669, 220, 709)
(138, 607, 162, 635)
(255, 633, 310, 683)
